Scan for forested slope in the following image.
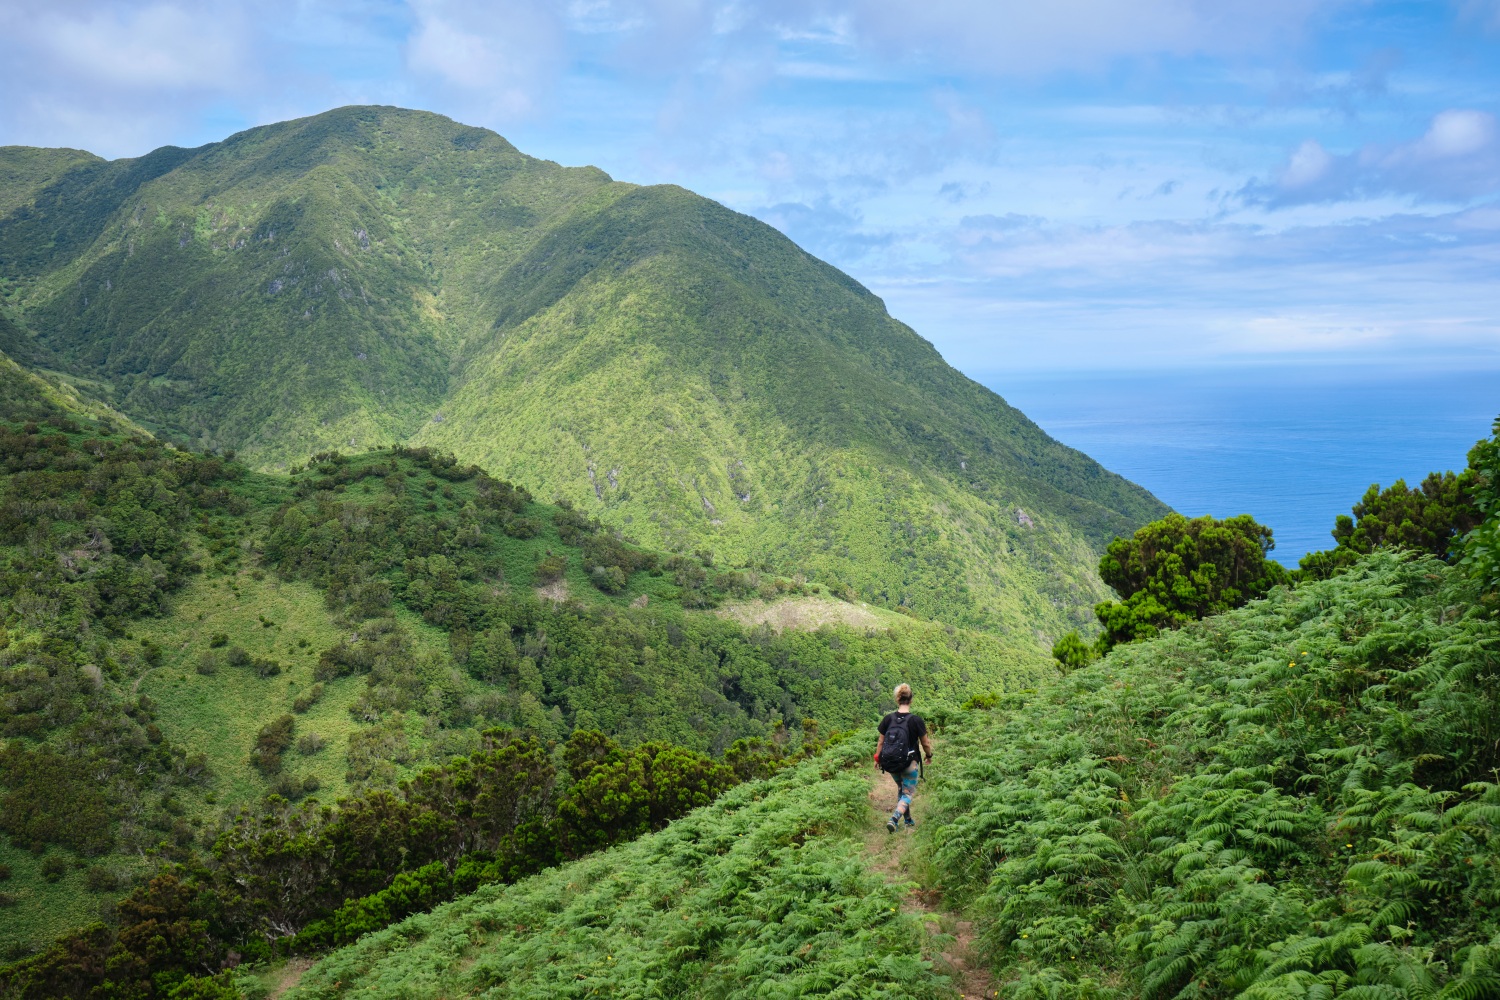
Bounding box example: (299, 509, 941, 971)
(279, 550, 1500, 1000)
(0, 105, 1168, 638)
(0, 368, 1038, 962)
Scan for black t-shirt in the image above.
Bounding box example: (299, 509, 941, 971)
(878, 711, 927, 746)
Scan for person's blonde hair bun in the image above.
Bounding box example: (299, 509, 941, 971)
(893, 683, 912, 705)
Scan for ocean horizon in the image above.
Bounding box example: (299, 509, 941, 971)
(985, 363, 1500, 567)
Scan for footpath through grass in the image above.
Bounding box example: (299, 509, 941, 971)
(862, 766, 996, 1000)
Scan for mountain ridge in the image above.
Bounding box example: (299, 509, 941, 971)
(0, 104, 1169, 637)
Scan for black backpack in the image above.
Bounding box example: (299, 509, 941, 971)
(878, 713, 917, 773)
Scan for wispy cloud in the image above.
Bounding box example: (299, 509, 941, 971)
(1244, 109, 1500, 206)
(754, 198, 894, 261)
(405, 0, 565, 117)
(871, 206, 1500, 370)
(2, 0, 1499, 378)
(825, 0, 1345, 75)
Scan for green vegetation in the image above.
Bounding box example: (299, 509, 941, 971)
(1294, 421, 1497, 586)
(1052, 513, 1290, 665)
(7, 101, 1498, 1000)
(287, 546, 1499, 1000)
(1092, 513, 1289, 651)
(286, 740, 949, 999)
(1057, 413, 1499, 670)
(926, 551, 1500, 998)
(1460, 418, 1500, 594)
(0, 105, 1167, 643)
(272, 420, 1500, 999)
(0, 365, 1042, 970)
(0, 727, 835, 999)
(1299, 471, 1481, 579)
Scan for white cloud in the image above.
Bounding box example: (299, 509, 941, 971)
(405, 0, 565, 117)
(1281, 139, 1336, 189)
(0, 0, 275, 154)
(1405, 108, 1497, 159)
(1247, 109, 1500, 206)
(24, 2, 246, 88)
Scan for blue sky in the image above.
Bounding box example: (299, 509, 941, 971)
(3, 0, 1500, 376)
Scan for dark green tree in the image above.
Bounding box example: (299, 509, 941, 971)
(1050, 632, 1095, 673)
(248, 715, 295, 776)
(1093, 513, 1289, 652)
(1459, 417, 1500, 593)
(1299, 469, 1481, 579)
(557, 738, 734, 856)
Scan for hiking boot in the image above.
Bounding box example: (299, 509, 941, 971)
(886, 818, 898, 834)
(904, 819, 916, 831)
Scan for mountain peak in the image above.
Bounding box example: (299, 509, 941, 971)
(214, 104, 527, 164)
(0, 108, 1165, 642)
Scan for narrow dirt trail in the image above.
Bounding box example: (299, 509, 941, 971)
(265, 958, 313, 999)
(862, 766, 996, 999)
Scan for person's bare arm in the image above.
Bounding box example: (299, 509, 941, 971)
(920, 732, 933, 761)
(874, 733, 885, 766)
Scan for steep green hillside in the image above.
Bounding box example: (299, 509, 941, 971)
(268, 551, 1500, 1000)
(0, 376, 1039, 957)
(0, 346, 139, 430)
(0, 106, 1168, 640)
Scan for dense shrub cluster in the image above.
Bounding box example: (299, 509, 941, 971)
(1295, 419, 1499, 590)
(1091, 513, 1290, 652)
(248, 715, 295, 776)
(1299, 470, 1482, 579)
(0, 415, 232, 857)
(1065, 420, 1500, 672)
(262, 451, 1020, 756)
(0, 422, 243, 634)
(1459, 417, 1500, 594)
(552, 498, 658, 592)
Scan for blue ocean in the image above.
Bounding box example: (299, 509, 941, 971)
(985, 364, 1500, 566)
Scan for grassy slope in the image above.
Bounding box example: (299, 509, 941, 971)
(130, 574, 364, 805)
(0, 108, 616, 462)
(920, 552, 1500, 997)
(0, 346, 144, 432)
(285, 739, 954, 1000)
(296, 552, 1500, 999)
(0, 106, 1168, 644)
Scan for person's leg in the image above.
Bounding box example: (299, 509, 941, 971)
(888, 762, 919, 831)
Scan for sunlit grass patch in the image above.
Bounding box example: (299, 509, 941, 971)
(133, 573, 359, 807)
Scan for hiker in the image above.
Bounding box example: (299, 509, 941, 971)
(874, 683, 933, 833)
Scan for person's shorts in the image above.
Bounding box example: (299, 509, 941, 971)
(890, 761, 919, 799)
